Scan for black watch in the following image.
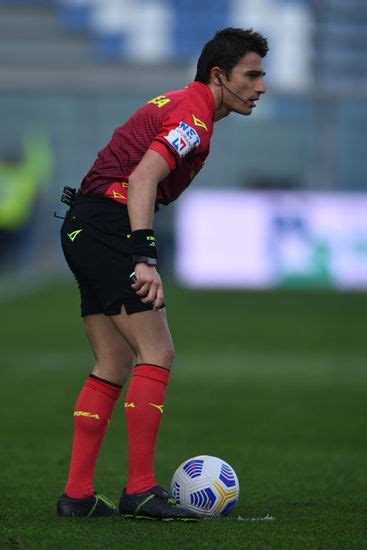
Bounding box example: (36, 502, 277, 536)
(132, 255, 158, 266)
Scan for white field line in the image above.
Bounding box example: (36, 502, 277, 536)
(236, 514, 275, 522)
(204, 514, 275, 522)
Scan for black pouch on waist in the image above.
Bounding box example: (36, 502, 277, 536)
(61, 186, 78, 206)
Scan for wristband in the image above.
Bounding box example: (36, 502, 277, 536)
(129, 229, 158, 259)
(132, 255, 158, 266)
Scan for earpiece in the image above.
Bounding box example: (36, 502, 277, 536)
(214, 73, 248, 104)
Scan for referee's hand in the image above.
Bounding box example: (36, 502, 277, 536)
(131, 263, 164, 311)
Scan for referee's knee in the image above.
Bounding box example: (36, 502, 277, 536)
(163, 343, 175, 370)
(155, 343, 175, 370)
(137, 343, 175, 370)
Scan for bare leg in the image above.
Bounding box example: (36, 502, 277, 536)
(83, 313, 135, 385)
(109, 307, 175, 369)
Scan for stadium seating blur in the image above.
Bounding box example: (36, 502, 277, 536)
(1, 0, 366, 83)
(0, 0, 311, 76)
(2, 0, 366, 92)
(53, 0, 306, 65)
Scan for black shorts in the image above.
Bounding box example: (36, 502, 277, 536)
(61, 195, 155, 316)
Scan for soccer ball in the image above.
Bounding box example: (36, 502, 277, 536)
(171, 455, 240, 517)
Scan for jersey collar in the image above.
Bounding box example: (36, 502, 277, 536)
(187, 82, 216, 122)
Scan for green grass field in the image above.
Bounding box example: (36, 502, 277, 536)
(1, 282, 366, 549)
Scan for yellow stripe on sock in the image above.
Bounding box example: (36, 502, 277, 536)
(149, 403, 164, 414)
(74, 411, 100, 420)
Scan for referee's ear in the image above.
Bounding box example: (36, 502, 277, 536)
(210, 66, 225, 86)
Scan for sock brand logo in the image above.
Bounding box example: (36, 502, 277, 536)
(124, 402, 136, 408)
(74, 411, 100, 420)
(149, 403, 164, 414)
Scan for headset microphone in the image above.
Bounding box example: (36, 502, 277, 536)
(215, 73, 248, 104)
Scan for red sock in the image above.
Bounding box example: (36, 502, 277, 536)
(124, 364, 171, 494)
(64, 374, 122, 499)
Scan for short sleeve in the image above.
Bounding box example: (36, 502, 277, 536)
(149, 139, 177, 171)
(149, 101, 209, 170)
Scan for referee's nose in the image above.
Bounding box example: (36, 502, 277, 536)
(256, 77, 266, 95)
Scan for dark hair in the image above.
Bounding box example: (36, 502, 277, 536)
(195, 28, 268, 84)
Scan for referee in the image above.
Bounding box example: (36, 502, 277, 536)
(57, 27, 268, 519)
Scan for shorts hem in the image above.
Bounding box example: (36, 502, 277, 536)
(81, 301, 159, 317)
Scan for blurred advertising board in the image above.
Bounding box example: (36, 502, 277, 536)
(175, 191, 367, 290)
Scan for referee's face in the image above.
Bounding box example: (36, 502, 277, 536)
(223, 52, 266, 116)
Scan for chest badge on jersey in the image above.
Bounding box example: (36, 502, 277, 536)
(192, 114, 208, 131)
(164, 121, 200, 158)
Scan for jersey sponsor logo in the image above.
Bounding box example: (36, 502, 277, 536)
(148, 95, 171, 108)
(192, 114, 208, 131)
(67, 229, 83, 242)
(164, 121, 200, 158)
(124, 402, 136, 408)
(149, 403, 164, 414)
(74, 411, 100, 420)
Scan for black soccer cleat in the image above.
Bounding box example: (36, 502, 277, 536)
(119, 485, 200, 522)
(57, 492, 118, 517)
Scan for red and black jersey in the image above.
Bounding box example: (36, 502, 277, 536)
(80, 82, 216, 208)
